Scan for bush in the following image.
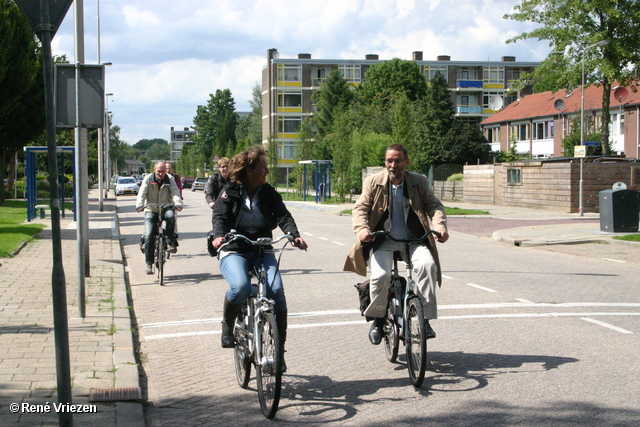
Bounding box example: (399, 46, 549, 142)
(447, 173, 464, 181)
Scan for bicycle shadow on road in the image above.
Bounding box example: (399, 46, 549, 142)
(277, 351, 578, 423)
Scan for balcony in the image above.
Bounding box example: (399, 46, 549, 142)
(456, 106, 483, 114)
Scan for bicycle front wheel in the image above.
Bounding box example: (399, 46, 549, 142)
(383, 306, 399, 363)
(234, 306, 251, 389)
(406, 297, 427, 387)
(255, 311, 281, 419)
(157, 235, 165, 286)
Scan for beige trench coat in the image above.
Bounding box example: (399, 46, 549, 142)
(343, 169, 447, 285)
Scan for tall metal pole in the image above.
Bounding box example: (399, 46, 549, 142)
(39, 1, 73, 423)
(74, 0, 89, 317)
(97, 0, 103, 211)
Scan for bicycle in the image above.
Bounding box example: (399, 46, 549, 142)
(143, 202, 174, 286)
(369, 229, 441, 387)
(218, 230, 298, 419)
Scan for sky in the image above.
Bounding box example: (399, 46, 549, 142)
(50, 0, 551, 145)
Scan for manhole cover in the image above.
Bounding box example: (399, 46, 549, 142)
(89, 387, 141, 402)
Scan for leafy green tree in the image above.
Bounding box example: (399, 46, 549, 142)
(266, 137, 278, 187)
(192, 89, 238, 163)
(349, 130, 391, 194)
(357, 58, 427, 112)
(0, 0, 44, 204)
(292, 117, 314, 194)
(561, 117, 607, 156)
(313, 69, 354, 138)
(132, 138, 167, 152)
(391, 95, 413, 147)
(146, 142, 170, 161)
(326, 111, 354, 202)
(505, 0, 640, 155)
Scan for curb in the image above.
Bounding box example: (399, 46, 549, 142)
(108, 210, 145, 426)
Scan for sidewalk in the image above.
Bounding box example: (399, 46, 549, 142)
(285, 199, 640, 247)
(0, 188, 144, 426)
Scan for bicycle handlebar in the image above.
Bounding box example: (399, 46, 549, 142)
(142, 202, 175, 210)
(218, 230, 298, 253)
(369, 229, 441, 242)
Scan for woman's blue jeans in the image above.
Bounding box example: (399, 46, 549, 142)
(219, 251, 286, 311)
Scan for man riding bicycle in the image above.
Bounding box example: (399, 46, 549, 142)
(344, 144, 449, 345)
(136, 161, 183, 275)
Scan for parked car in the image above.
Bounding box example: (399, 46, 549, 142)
(115, 177, 139, 196)
(181, 177, 194, 189)
(136, 175, 144, 186)
(191, 177, 207, 192)
(110, 175, 120, 189)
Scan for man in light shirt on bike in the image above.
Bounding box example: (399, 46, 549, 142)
(344, 144, 448, 345)
(136, 161, 183, 275)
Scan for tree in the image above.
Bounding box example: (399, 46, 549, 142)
(192, 89, 238, 164)
(146, 142, 170, 161)
(313, 69, 354, 138)
(266, 137, 278, 187)
(0, 0, 45, 204)
(357, 58, 427, 112)
(133, 138, 167, 152)
(292, 117, 314, 194)
(326, 111, 354, 202)
(411, 72, 455, 171)
(504, 0, 640, 155)
(561, 117, 607, 156)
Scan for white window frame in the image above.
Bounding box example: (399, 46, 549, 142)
(338, 64, 361, 83)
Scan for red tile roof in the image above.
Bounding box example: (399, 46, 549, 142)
(481, 81, 640, 125)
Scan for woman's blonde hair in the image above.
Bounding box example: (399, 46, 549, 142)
(228, 146, 266, 184)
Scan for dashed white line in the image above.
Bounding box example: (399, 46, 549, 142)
(465, 283, 497, 293)
(318, 237, 329, 241)
(332, 241, 346, 246)
(603, 258, 626, 264)
(580, 317, 633, 334)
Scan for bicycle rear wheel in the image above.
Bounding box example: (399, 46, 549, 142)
(383, 306, 399, 363)
(157, 234, 165, 286)
(406, 297, 427, 387)
(234, 306, 251, 389)
(255, 311, 281, 419)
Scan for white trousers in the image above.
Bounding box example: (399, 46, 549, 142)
(364, 239, 437, 320)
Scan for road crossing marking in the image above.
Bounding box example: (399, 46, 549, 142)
(603, 258, 626, 263)
(580, 317, 633, 334)
(465, 283, 497, 293)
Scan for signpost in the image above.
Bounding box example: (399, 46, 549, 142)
(14, 1, 74, 425)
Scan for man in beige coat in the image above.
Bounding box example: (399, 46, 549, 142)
(344, 144, 448, 345)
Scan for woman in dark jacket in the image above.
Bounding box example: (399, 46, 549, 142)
(212, 146, 307, 360)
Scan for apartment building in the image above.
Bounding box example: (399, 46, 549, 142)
(261, 48, 539, 165)
(169, 126, 196, 162)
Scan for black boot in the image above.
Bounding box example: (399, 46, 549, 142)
(221, 297, 242, 348)
(275, 310, 287, 373)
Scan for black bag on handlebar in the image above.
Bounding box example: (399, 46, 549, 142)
(206, 230, 217, 257)
(354, 279, 371, 317)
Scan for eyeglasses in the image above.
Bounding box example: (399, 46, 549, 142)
(385, 158, 406, 164)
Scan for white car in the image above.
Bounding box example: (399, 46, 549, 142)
(191, 177, 208, 191)
(115, 177, 139, 196)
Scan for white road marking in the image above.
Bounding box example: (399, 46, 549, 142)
(516, 298, 534, 303)
(141, 303, 640, 340)
(442, 275, 453, 279)
(318, 237, 329, 241)
(332, 241, 346, 246)
(466, 283, 497, 293)
(304, 232, 314, 236)
(580, 317, 633, 334)
(603, 258, 626, 264)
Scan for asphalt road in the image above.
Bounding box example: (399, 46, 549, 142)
(115, 189, 640, 426)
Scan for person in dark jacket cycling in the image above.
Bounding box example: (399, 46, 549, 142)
(211, 146, 307, 365)
(204, 157, 230, 226)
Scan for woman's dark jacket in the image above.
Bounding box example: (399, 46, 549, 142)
(212, 182, 301, 253)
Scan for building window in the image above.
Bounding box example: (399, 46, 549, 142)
(174, 133, 183, 141)
(457, 67, 478, 80)
(278, 92, 302, 107)
(486, 127, 500, 143)
(483, 66, 504, 84)
(533, 121, 552, 140)
(278, 141, 296, 160)
(278, 64, 301, 82)
(507, 168, 522, 185)
(514, 123, 529, 141)
(338, 64, 361, 83)
(278, 117, 301, 133)
(424, 66, 448, 83)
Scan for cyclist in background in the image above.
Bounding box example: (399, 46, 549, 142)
(166, 162, 183, 199)
(205, 157, 230, 225)
(211, 147, 307, 370)
(137, 161, 183, 274)
(343, 144, 448, 345)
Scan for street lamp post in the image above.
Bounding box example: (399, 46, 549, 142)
(579, 40, 609, 216)
(104, 93, 113, 198)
